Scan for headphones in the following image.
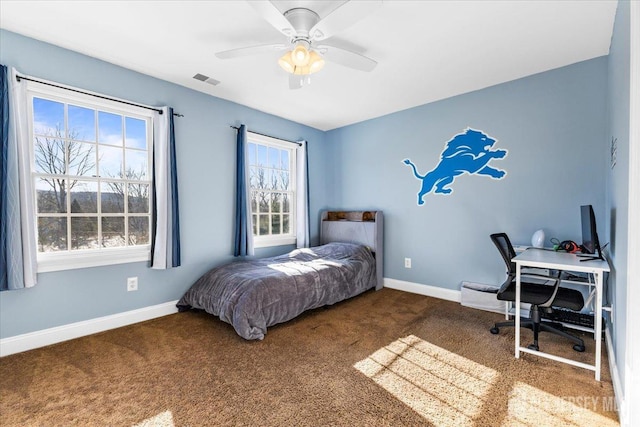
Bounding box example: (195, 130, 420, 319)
(551, 238, 581, 253)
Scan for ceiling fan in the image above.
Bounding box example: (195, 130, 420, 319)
(215, 0, 381, 89)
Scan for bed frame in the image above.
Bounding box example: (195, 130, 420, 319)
(319, 210, 384, 290)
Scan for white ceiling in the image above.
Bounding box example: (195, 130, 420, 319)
(0, 0, 617, 131)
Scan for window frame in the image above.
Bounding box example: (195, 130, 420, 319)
(25, 81, 154, 272)
(247, 132, 297, 248)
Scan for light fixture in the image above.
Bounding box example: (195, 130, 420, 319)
(291, 41, 310, 66)
(278, 46, 325, 76)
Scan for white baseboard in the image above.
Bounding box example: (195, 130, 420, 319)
(0, 300, 179, 357)
(605, 325, 626, 425)
(384, 277, 461, 302)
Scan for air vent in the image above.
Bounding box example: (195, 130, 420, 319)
(193, 73, 220, 86)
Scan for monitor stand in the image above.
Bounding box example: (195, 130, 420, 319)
(577, 250, 605, 262)
(577, 242, 608, 262)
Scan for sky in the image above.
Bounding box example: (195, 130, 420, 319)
(32, 97, 149, 181)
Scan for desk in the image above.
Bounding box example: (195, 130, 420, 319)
(513, 249, 610, 381)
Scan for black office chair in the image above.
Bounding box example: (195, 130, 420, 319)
(489, 233, 586, 352)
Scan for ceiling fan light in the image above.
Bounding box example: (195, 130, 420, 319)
(291, 43, 310, 66)
(308, 51, 325, 74)
(279, 46, 323, 77)
(278, 53, 295, 73)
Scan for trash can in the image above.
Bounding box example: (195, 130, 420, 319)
(460, 281, 507, 314)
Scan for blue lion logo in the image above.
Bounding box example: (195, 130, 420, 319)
(403, 128, 507, 205)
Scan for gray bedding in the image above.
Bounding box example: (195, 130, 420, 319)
(176, 242, 377, 340)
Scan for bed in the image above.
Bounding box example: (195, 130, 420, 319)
(177, 210, 383, 340)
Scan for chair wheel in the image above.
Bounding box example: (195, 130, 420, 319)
(527, 343, 539, 351)
(573, 344, 585, 352)
(490, 327, 499, 334)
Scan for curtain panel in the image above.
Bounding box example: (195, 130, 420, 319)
(151, 106, 181, 269)
(296, 140, 310, 248)
(0, 66, 37, 291)
(234, 124, 254, 257)
(0, 65, 8, 290)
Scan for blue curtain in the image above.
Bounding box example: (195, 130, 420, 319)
(150, 106, 181, 269)
(0, 65, 8, 290)
(168, 108, 181, 267)
(234, 125, 254, 256)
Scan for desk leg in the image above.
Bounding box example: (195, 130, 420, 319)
(515, 265, 521, 359)
(595, 272, 603, 381)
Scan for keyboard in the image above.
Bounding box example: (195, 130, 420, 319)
(542, 309, 601, 329)
(561, 272, 591, 282)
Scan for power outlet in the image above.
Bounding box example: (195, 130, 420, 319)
(404, 258, 412, 269)
(127, 277, 138, 292)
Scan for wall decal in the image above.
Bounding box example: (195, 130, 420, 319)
(403, 128, 508, 205)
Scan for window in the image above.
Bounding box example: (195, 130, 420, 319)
(247, 132, 297, 248)
(26, 82, 154, 272)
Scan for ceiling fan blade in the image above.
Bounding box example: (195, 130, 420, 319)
(216, 44, 287, 60)
(247, 1, 296, 37)
(318, 44, 377, 72)
(309, 0, 382, 41)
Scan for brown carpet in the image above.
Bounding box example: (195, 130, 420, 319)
(0, 288, 619, 426)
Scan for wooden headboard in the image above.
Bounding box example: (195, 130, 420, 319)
(320, 210, 384, 290)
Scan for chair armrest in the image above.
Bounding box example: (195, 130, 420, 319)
(518, 270, 563, 307)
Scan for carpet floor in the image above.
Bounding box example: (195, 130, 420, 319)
(0, 288, 619, 426)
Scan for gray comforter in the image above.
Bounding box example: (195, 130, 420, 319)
(177, 242, 376, 340)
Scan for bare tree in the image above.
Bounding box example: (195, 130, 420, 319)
(34, 125, 95, 213)
(35, 126, 97, 250)
(253, 166, 268, 212)
(103, 167, 148, 209)
(250, 165, 292, 236)
(103, 167, 150, 245)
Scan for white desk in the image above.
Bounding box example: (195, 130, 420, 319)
(512, 249, 610, 381)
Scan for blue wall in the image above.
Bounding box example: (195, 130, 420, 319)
(326, 58, 608, 291)
(606, 0, 630, 393)
(0, 30, 328, 338)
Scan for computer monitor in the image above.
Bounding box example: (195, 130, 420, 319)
(578, 204, 604, 261)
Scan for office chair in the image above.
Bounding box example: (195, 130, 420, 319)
(489, 233, 586, 352)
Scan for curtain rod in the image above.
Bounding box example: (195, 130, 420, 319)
(230, 126, 301, 146)
(16, 75, 184, 117)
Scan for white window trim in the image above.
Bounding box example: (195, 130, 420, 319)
(25, 80, 154, 272)
(38, 246, 150, 273)
(253, 235, 297, 248)
(247, 132, 297, 248)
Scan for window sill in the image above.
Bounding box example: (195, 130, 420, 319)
(37, 246, 150, 273)
(253, 236, 296, 249)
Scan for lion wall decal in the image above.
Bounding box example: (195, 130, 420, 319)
(403, 128, 508, 205)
